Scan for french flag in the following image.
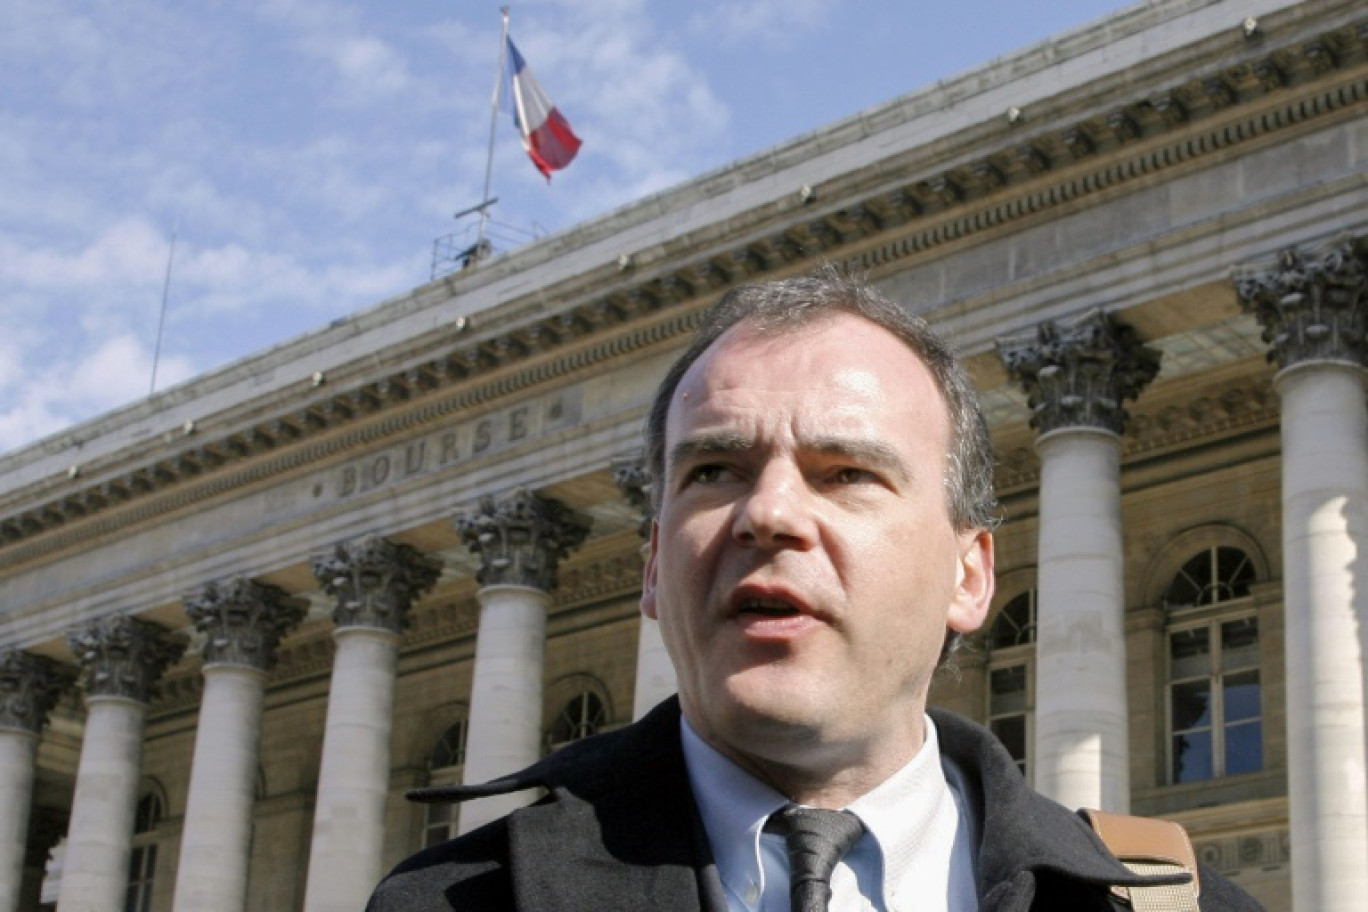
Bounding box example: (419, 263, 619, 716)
(504, 37, 581, 180)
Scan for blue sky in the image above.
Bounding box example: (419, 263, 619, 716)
(0, 0, 1132, 454)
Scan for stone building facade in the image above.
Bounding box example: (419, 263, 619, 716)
(2, 1, 1366, 909)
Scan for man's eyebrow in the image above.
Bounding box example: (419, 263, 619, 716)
(667, 432, 753, 470)
(808, 436, 913, 483)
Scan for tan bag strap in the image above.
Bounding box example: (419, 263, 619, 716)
(1083, 809, 1200, 911)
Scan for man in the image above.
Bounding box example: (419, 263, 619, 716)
(369, 272, 1263, 911)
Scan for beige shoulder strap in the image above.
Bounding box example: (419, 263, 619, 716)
(1083, 809, 1200, 911)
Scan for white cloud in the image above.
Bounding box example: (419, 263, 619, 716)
(687, 0, 838, 48)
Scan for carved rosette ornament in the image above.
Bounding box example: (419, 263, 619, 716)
(0, 649, 77, 734)
(455, 489, 592, 592)
(1234, 238, 1368, 370)
(67, 615, 186, 704)
(311, 536, 442, 634)
(183, 578, 307, 671)
(997, 309, 1160, 436)
(611, 454, 652, 540)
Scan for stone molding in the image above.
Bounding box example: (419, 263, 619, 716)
(0, 648, 77, 733)
(997, 309, 1161, 436)
(2, 18, 1365, 556)
(183, 577, 308, 671)
(67, 615, 185, 703)
(1235, 236, 1368, 369)
(455, 489, 591, 592)
(311, 536, 442, 634)
(610, 454, 651, 540)
(556, 551, 645, 610)
(1194, 827, 1290, 876)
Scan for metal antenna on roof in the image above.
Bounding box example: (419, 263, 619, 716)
(149, 218, 178, 397)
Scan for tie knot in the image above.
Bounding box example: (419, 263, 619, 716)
(766, 806, 865, 910)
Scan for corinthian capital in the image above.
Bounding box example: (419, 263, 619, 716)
(997, 309, 1160, 436)
(611, 454, 652, 540)
(184, 578, 307, 671)
(67, 615, 185, 703)
(455, 489, 591, 592)
(1235, 237, 1368, 369)
(0, 649, 77, 734)
(311, 536, 442, 633)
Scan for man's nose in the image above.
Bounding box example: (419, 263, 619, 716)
(732, 463, 816, 549)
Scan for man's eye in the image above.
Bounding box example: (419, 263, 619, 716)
(687, 464, 728, 484)
(832, 467, 875, 485)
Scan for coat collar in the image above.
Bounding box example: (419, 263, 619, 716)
(409, 698, 725, 912)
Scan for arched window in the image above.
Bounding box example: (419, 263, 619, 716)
(423, 716, 469, 848)
(550, 692, 606, 746)
(127, 785, 164, 912)
(1165, 547, 1262, 784)
(986, 587, 1036, 779)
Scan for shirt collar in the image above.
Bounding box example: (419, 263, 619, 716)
(681, 715, 974, 912)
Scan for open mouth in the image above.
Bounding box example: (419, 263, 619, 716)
(738, 597, 803, 618)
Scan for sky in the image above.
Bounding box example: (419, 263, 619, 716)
(0, 0, 1134, 456)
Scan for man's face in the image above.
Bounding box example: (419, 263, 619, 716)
(641, 313, 994, 783)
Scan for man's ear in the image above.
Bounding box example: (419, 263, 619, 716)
(948, 529, 994, 635)
(640, 519, 660, 620)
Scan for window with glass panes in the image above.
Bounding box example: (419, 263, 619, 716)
(550, 692, 606, 747)
(986, 589, 1036, 778)
(422, 718, 469, 848)
(1165, 547, 1262, 784)
(126, 789, 162, 912)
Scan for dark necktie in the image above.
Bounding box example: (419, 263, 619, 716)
(765, 806, 865, 912)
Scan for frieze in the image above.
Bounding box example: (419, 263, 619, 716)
(2, 17, 1364, 557)
(1193, 828, 1289, 876)
(556, 551, 646, 609)
(330, 390, 580, 502)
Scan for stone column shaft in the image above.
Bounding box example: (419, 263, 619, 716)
(1279, 364, 1368, 909)
(459, 586, 550, 832)
(303, 628, 400, 910)
(455, 490, 589, 835)
(302, 536, 439, 912)
(1237, 238, 1368, 911)
(58, 616, 182, 912)
(57, 697, 147, 912)
(1034, 430, 1128, 811)
(174, 578, 304, 912)
(999, 308, 1158, 814)
(613, 456, 677, 719)
(0, 649, 73, 912)
(174, 667, 265, 912)
(0, 731, 38, 912)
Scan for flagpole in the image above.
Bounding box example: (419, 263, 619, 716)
(476, 6, 511, 251)
(149, 218, 178, 397)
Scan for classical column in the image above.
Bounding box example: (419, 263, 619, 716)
(613, 456, 676, 719)
(302, 536, 440, 912)
(57, 616, 183, 912)
(998, 309, 1158, 813)
(1236, 238, 1368, 911)
(172, 579, 305, 912)
(0, 649, 75, 912)
(455, 489, 590, 833)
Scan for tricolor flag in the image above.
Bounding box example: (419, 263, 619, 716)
(503, 37, 581, 180)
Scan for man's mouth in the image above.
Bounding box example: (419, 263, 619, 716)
(737, 597, 803, 618)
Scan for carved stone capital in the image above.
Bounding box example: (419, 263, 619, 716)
(1235, 237, 1368, 369)
(184, 578, 307, 671)
(311, 536, 442, 633)
(0, 649, 77, 734)
(67, 615, 185, 704)
(455, 489, 591, 592)
(611, 454, 652, 540)
(997, 309, 1160, 435)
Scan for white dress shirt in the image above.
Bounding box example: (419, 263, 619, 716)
(681, 715, 980, 912)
